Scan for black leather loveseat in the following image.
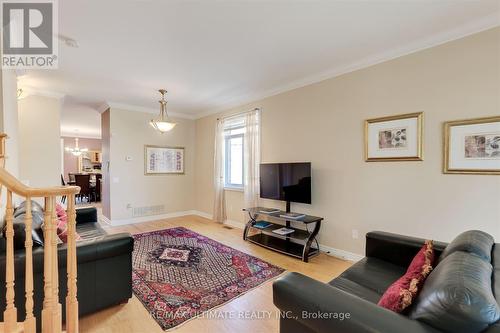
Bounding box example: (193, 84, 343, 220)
(0, 202, 134, 331)
(273, 230, 500, 333)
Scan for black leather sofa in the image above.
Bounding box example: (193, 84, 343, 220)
(0, 202, 134, 331)
(273, 230, 500, 333)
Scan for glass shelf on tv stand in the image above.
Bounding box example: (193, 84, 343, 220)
(243, 207, 323, 224)
(249, 222, 311, 242)
(242, 207, 324, 262)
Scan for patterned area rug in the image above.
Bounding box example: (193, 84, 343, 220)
(132, 227, 285, 330)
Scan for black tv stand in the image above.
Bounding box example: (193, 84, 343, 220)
(242, 207, 323, 262)
(285, 201, 291, 213)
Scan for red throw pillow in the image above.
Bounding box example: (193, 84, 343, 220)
(378, 240, 434, 313)
(55, 204, 81, 243)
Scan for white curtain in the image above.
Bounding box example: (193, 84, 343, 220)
(243, 109, 261, 209)
(213, 118, 226, 223)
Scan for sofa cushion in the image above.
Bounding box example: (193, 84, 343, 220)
(76, 222, 108, 240)
(55, 203, 82, 243)
(492, 245, 500, 301)
(10, 200, 45, 249)
(76, 206, 98, 224)
(378, 240, 435, 313)
(406, 240, 435, 277)
(440, 230, 494, 262)
(13, 200, 44, 219)
(336, 257, 406, 294)
(329, 277, 382, 304)
(410, 251, 500, 333)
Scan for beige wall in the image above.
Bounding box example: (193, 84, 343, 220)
(195, 27, 500, 255)
(109, 108, 196, 222)
(101, 109, 111, 219)
(18, 95, 62, 187)
(1, 70, 19, 177)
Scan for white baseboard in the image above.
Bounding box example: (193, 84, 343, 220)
(192, 210, 363, 262)
(191, 210, 245, 229)
(105, 209, 364, 262)
(320, 244, 364, 262)
(224, 219, 245, 229)
(191, 210, 213, 220)
(99, 215, 112, 226)
(110, 210, 198, 226)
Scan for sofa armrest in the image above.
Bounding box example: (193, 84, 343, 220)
(365, 231, 447, 267)
(273, 272, 440, 333)
(76, 207, 98, 225)
(72, 232, 134, 264)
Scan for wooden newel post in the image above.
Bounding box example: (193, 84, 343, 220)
(66, 194, 79, 333)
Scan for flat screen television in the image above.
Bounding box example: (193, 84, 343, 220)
(260, 162, 311, 212)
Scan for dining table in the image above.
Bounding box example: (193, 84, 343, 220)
(67, 172, 100, 187)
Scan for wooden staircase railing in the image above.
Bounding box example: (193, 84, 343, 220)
(0, 135, 81, 333)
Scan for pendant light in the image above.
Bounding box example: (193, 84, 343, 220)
(65, 137, 88, 156)
(150, 89, 176, 133)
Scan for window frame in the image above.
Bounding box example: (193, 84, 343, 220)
(224, 127, 244, 190)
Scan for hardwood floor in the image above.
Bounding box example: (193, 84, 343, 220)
(80, 215, 352, 333)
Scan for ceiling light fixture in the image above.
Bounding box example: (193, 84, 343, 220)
(65, 137, 88, 156)
(150, 89, 176, 133)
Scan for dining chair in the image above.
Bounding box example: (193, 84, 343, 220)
(75, 174, 91, 203)
(94, 174, 102, 202)
(61, 174, 67, 204)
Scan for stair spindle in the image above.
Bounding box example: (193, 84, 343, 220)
(23, 198, 36, 333)
(3, 190, 17, 333)
(51, 196, 62, 333)
(41, 196, 54, 333)
(66, 194, 79, 333)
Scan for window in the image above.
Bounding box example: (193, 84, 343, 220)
(224, 117, 245, 189)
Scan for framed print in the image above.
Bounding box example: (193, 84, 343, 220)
(443, 116, 500, 175)
(365, 112, 423, 161)
(145, 145, 185, 175)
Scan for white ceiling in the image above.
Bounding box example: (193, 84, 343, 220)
(18, 0, 500, 118)
(60, 98, 101, 138)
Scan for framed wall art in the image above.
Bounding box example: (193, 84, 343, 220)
(365, 112, 423, 162)
(443, 116, 500, 175)
(145, 145, 185, 175)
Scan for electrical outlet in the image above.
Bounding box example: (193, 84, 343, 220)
(352, 229, 359, 239)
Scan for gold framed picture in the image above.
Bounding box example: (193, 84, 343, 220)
(365, 112, 424, 162)
(144, 145, 185, 175)
(443, 116, 500, 175)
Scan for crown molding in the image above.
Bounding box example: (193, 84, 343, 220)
(194, 14, 500, 120)
(106, 101, 197, 120)
(96, 102, 110, 114)
(60, 131, 101, 139)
